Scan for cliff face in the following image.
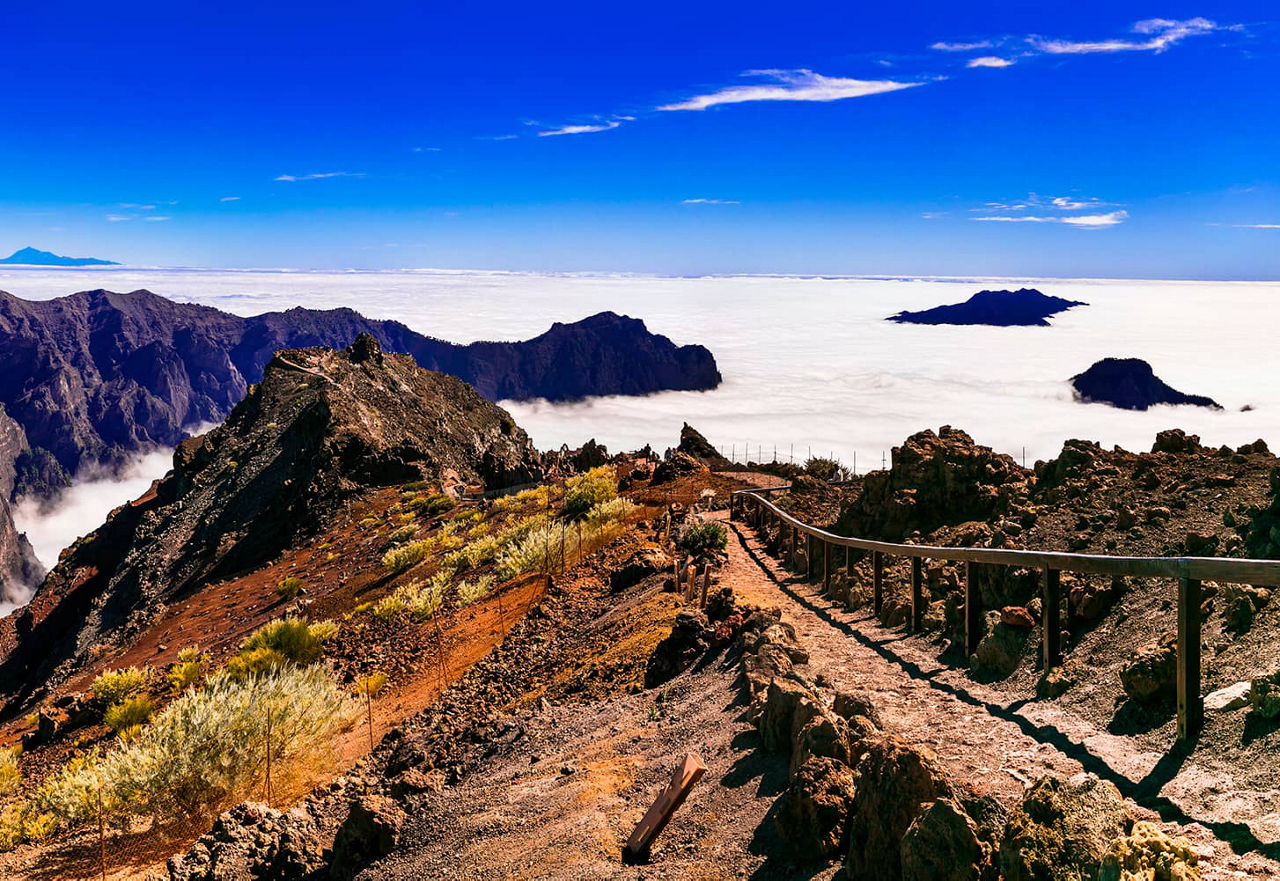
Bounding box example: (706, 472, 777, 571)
(0, 409, 42, 601)
(0, 335, 545, 708)
(0, 290, 720, 481)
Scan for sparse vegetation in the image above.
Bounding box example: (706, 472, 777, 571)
(677, 521, 728, 558)
(388, 524, 417, 544)
(562, 466, 617, 519)
(382, 538, 433, 573)
(373, 594, 406, 621)
(103, 695, 155, 733)
(91, 667, 152, 706)
(0, 746, 20, 796)
(804, 455, 850, 482)
(456, 575, 495, 607)
(168, 647, 210, 693)
(225, 617, 338, 680)
(35, 665, 355, 828)
(276, 576, 305, 599)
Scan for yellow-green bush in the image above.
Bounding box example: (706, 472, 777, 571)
(225, 617, 337, 679)
(35, 665, 355, 827)
(167, 647, 210, 694)
(91, 667, 152, 706)
(372, 594, 405, 622)
(104, 695, 155, 734)
(562, 466, 617, 519)
(276, 576, 304, 599)
(388, 524, 417, 544)
(0, 746, 20, 796)
(382, 538, 433, 573)
(456, 575, 495, 608)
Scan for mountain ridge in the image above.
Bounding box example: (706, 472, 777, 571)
(0, 247, 119, 267)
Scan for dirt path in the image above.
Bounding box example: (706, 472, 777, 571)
(719, 512, 1280, 881)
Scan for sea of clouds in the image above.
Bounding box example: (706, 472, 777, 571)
(4, 266, 1280, 571)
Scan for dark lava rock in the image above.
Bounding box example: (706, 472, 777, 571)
(167, 801, 325, 881)
(643, 609, 712, 687)
(1120, 632, 1178, 703)
(675, 422, 732, 468)
(774, 756, 858, 860)
(1071, 358, 1221, 411)
(887, 289, 1086, 327)
(838, 426, 1031, 540)
(901, 798, 993, 881)
(609, 544, 672, 592)
(0, 336, 546, 709)
(329, 795, 407, 880)
(652, 450, 708, 485)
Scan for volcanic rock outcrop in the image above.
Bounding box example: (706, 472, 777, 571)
(888, 289, 1086, 327)
(1071, 358, 1221, 411)
(0, 335, 545, 711)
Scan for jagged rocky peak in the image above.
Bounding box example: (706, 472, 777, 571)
(0, 336, 545, 707)
(1071, 358, 1222, 411)
(674, 423, 731, 468)
(887, 288, 1087, 327)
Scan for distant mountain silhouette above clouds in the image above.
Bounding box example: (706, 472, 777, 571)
(0, 247, 119, 267)
(888, 288, 1086, 327)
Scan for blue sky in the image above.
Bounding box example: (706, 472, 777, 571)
(1, 2, 1277, 277)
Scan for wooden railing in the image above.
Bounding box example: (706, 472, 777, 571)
(730, 487, 1280, 741)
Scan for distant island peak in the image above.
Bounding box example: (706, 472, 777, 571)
(888, 287, 1087, 327)
(0, 246, 119, 267)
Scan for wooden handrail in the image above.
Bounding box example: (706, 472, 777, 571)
(732, 488, 1280, 587)
(730, 485, 1280, 742)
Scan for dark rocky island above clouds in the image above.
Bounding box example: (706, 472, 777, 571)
(1071, 358, 1222, 411)
(888, 288, 1087, 327)
(0, 246, 118, 267)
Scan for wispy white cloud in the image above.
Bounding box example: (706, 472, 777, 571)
(974, 210, 1129, 227)
(478, 134, 519, 141)
(975, 194, 1112, 213)
(931, 40, 994, 52)
(118, 202, 157, 210)
(143, 216, 171, 222)
(1030, 17, 1226, 55)
(412, 146, 443, 152)
(105, 214, 132, 222)
(219, 196, 241, 202)
(682, 198, 740, 205)
(1233, 223, 1280, 229)
(537, 116, 634, 137)
(274, 171, 364, 182)
(657, 69, 923, 111)
(967, 56, 1015, 68)
(921, 211, 948, 219)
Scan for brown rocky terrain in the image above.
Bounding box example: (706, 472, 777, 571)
(0, 334, 544, 714)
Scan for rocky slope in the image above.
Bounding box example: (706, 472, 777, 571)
(1071, 357, 1222, 410)
(0, 408, 42, 600)
(0, 334, 545, 712)
(888, 288, 1086, 327)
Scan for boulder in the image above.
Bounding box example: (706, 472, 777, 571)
(999, 773, 1132, 881)
(846, 736, 953, 880)
(756, 677, 820, 754)
(901, 798, 991, 881)
(973, 613, 1028, 679)
(791, 710, 855, 777)
(1001, 606, 1036, 629)
(1099, 821, 1200, 881)
(1249, 671, 1280, 719)
(609, 545, 672, 591)
(652, 450, 708, 484)
(1204, 681, 1251, 713)
(1120, 633, 1177, 703)
(329, 795, 407, 880)
(773, 757, 858, 860)
(675, 423, 732, 468)
(643, 609, 711, 687)
(167, 802, 324, 881)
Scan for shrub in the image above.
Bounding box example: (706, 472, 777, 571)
(276, 576, 304, 599)
(91, 667, 152, 706)
(225, 618, 337, 679)
(456, 576, 495, 608)
(382, 539, 432, 573)
(372, 594, 405, 622)
(410, 492, 455, 516)
(388, 525, 417, 544)
(0, 746, 20, 796)
(562, 466, 617, 519)
(36, 665, 355, 826)
(399, 575, 446, 621)
(104, 695, 155, 734)
(805, 456, 849, 482)
(677, 521, 728, 558)
(355, 671, 388, 699)
(167, 647, 210, 694)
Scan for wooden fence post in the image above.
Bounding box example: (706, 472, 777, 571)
(699, 565, 711, 608)
(806, 532, 814, 582)
(872, 551, 884, 615)
(1042, 567, 1061, 669)
(789, 526, 798, 571)
(965, 562, 982, 655)
(823, 542, 831, 593)
(1178, 577, 1203, 741)
(911, 557, 924, 632)
(844, 545, 851, 580)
